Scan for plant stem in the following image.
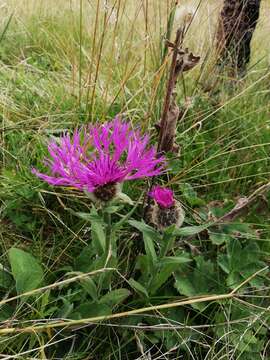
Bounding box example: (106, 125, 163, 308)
(105, 212, 112, 255)
(0, 267, 266, 335)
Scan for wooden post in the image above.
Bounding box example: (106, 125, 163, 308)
(216, 0, 261, 76)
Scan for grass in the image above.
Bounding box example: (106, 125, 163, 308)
(0, 0, 270, 359)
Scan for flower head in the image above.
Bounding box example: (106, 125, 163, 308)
(32, 118, 166, 201)
(149, 185, 175, 208)
(147, 186, 185, 230)
(175, 5, 196, 27)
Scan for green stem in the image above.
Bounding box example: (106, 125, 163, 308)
(97, 211, 112, 295)
(104, 212, 112, 256)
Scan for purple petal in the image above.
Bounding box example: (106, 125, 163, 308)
(149, 185, 175, 208)
(32, 117, 167, 192)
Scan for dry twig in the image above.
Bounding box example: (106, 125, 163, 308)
(157, 30, 200, 154)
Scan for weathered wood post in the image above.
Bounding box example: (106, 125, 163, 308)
(216, 0, 261, 76)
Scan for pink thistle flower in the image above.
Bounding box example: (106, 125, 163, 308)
(32, 118, 166, 201)
(149, 185, 175, 208)
(147, 186, 185, 229)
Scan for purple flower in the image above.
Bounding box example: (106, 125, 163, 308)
(32, 118, 166, 201)
(147, 186, 184, 229)
(149, 185, 175, 208)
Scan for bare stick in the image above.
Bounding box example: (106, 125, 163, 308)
(158, 28, 182, 153)
(219, 181, 270, 222)
(0, 267, 266, 335)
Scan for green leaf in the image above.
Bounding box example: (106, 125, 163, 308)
(115, 192, 134, 205)
(58, 298, 74, 318)
(240, 242, 261, 265)
(103, 205, 123, 214)
(150, 263, 177, 295)
(227, 271, 242, 288)
(227, 238, 242, 271)
(136, 255, 152, 281)
(160, 256, 192, 265)
(217, 254, 230, 274)
(209, 232, 232, 245)
(129, 220, 159, 266)
(143, 235, 157, 266)
(174, 256, 223, 310)
(113, 197, 141, 230)
(129, 220, 160, 239)
(90, 207, 106, 255)
(0, 269, 13, 289)
(74, 244, 95, 272)
(0, 304, 14, 321)
(8, 248, 44, 294)
(160, 225, 177, 258)
(80, 277, 98, 301)
(128, 278, 149, 298)
(93, 256, 117, 290)
(69, 206, 106, 255)
(149, 254, 191, 295)
(173, 223, 212, 237)
(71, 211, 92, 221)
(222, 223, 254, 235)
(218, 239, 267, 289)
(75, 302, 111, 318)
(99, 288, 130, 307)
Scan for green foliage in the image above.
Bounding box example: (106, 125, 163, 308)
(0, 270, 13, 290)
(218, 238, 266, 288)
(214, 303, 268, 360)
(129, 220, 159, 267)
(88, 206, 107, 255)
(8, 248, 44, 294)
(175, 256, 224, 310)
(99, 288, 130, 307)
(128, 278, 149, 298)
(129, 221, 192, 296)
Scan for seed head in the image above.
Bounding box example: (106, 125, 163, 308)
(175, 5, 196, 27)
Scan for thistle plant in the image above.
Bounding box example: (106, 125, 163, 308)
(32, 117, 166, 202)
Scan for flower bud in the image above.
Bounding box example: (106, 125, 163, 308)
(147, 186, 185, 230)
